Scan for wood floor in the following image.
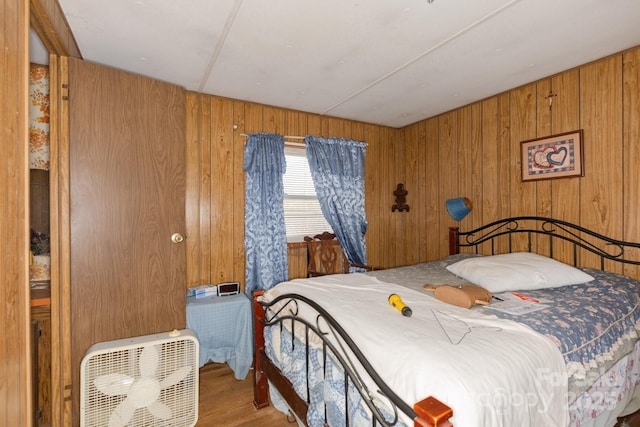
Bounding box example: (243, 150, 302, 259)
(197, 363, 293, 427)
(618, 410, 640, 427)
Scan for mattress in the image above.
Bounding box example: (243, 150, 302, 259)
(261, 254, 640, 426)
(367, 255, 640, 403)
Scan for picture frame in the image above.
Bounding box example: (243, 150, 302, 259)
(521, 130, 584, 182)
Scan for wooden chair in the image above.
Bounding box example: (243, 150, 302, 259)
(304, 232, 382, 277)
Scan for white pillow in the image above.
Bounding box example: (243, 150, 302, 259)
(445, 252, 594, 292)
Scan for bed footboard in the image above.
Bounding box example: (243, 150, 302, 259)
(252, 291, 453, 427)
(252, 291, 269, 408)
(254, 291, 309, 419)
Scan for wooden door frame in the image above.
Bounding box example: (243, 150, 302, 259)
(49, 55, 73, 427)
(1, 1, 31, 426)
(30, 1, 81, 425)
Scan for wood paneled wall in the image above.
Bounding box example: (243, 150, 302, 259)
(186, 45, 640, 290)
(623, 49, 640, 280)
(401, 46, 640, 280)
(1, 0, 32, 425)
(185, 94, 401, 289)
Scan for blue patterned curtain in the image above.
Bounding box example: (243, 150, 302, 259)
(243, 133, 288, 295)
(305, 136, 368, 268)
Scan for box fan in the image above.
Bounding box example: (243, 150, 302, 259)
(80, 329, 199, 427)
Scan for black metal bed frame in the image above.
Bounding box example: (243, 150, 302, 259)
(450, 216, 640, 269)
(257, 292, 417, 427)
(254, 216, 640, 427)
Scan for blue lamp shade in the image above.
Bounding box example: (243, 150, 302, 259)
(446, 197, 472, 221)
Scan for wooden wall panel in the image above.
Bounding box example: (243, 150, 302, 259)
(509, 84, 537, 252)
(457, 105, 474, 233)
(468, 104, 483, 233)
(265, 105, 286, 134)
(531, 79, 554, 256)
(510, 84, 537, 214)
(396, 46, 640, 281)
(384, 126, 400, 265)
(379, 127, 392, 264)
(210, 97, 235, 281)
(402, 123, 422, 265)
(551, 70, 581, 134)
(232, 100, 246, 283)
(395, 126, 407, 265)
(0, 0, 31, 425)
(580, 56, 623, 272)
(480, 98, 500, 253)
(185, 46, 640, 288)
(185, 95, 401, 288)
(245, 102, 264, 136)
(497, 93, 511, 221)
(365, 123, 383, 266)
(384, 126, 396, 266)
(424, 118, 440, 260)
(198, 97, 212, 282)
(533, 79, 552, 257)
(307, 113, 322, 136)
(534, 79, 553, 230)
(325, 116, 345, 138)
(414, 122, 429, 262)
(185, 94, 201, 284)
(623, 50, 640, 278)
(437, 112, 457, 259)
(352, 121, 365, 143)
(550, 70, 581, 260)
(284, 109, 302, 138)
(536, 79, 552, 142)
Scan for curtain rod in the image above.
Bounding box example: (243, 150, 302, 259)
(240, 133, 305, 140)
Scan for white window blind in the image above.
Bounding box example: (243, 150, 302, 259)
(283, 146, 333, 242)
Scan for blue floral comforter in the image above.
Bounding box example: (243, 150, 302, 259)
(475, 268, 640, 400)
(368, 255, 640, 402)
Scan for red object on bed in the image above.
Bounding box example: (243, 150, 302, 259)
(413, 397, 454, 427)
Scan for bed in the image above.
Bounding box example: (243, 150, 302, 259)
(252, 217, 640, 427)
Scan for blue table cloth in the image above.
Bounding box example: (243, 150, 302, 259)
(186, 293, 253, 380)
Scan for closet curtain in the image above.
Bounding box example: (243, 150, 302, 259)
(305, 136, 369, 269)
(243, 133, 288, 295)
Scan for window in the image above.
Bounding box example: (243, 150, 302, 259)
(283, 146, 333, 242)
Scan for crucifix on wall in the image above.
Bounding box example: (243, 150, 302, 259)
(545, 90, 557, 109)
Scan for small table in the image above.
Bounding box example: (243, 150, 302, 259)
(186, 293, 253, 380)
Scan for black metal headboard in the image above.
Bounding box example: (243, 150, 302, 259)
(449, 216, 640, 270)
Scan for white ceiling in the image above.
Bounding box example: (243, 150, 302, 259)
(50, 0, 640, 128)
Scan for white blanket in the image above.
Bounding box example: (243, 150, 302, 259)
(264, 273, 569, 427)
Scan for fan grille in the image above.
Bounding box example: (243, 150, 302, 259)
(81, 330, 199, 427)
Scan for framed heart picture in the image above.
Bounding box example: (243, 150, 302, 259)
(521, 130, 584, 182)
